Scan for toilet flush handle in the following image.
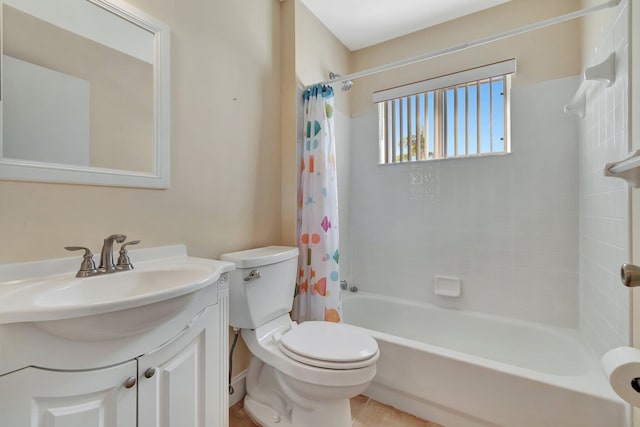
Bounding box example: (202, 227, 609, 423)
(244, 269, 261, 282)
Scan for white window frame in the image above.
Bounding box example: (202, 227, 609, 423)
(375, 59, 516, 164)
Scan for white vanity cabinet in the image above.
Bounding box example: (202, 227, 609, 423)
(138, 304, 222, 427)
(0, 245, 234, 427)
(0, 361, 138, 427)
(0, 303, 226, 427)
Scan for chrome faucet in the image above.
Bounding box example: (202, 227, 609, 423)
(66, 234, 140, 277)
(99, 234, 126, 273)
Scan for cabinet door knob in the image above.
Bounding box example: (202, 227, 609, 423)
(124, 376, 137, 389)
(144, 367, 156, 378)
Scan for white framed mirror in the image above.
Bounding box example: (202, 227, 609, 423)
(0, 0, 170, 188)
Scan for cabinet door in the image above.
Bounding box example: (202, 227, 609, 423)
(0, 361, 137, 427)
(138, 304, 221, 427)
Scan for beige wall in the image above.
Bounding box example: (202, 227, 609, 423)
(351, 0, 583, 116)
(280, 0, 297, 246)
(0, 0, 282, 264)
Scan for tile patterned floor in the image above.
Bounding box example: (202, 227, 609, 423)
(229, 395, 444, 427)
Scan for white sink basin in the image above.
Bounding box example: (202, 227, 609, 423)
(0, 245, 235, 340)
(34, 265, 215, 308)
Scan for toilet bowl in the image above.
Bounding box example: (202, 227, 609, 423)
(221, 246, 379, 427)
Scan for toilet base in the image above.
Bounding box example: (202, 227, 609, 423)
(244, 395, 291, 427)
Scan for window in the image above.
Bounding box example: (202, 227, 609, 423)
(375, 60, 515, 164)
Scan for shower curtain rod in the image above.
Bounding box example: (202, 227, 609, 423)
(309, 0, 622, 88)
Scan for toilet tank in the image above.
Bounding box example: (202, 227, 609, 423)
(221, 246, 299, 329)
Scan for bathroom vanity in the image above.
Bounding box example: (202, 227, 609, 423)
(0, 245, 234, 427)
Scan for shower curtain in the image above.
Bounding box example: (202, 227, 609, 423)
(292, 84, 342, 323)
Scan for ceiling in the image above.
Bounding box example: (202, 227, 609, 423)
(299, 0, 512, 51)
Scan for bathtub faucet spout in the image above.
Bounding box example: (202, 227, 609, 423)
(340, 280, 358, 292)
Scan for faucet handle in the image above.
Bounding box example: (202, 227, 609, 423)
(64, 246, 98, 277)
(121, 240, 140, 250)
(106, 234, 127, 244)
(117, 240, 140, 271)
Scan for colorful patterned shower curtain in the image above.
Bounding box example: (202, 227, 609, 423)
(292, 84, 342, 323)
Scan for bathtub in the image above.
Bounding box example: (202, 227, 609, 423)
(342, 292, 628, 427)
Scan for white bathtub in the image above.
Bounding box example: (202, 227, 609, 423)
(342, 292, 627, 427)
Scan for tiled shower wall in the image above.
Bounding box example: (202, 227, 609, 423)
(345, 76, 581, 327)
(579, 2, 630, 358)
(333, 2, 631, 338)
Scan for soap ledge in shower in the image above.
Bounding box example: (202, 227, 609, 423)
(434, 276, 461, 297)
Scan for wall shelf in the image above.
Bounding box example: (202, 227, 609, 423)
(605, 149, 640, 187)
(564, 52, 616, 118)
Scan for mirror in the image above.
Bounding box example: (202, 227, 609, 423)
(0, 0, 170, 188)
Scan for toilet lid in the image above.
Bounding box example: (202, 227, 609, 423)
(279, 321, 378, 369)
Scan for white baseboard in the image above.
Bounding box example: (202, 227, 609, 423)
(229, 369, 248, 407)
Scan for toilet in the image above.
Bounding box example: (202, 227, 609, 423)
(221, 246, 379, 427)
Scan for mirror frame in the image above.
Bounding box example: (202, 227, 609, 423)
(0, 0, 170, 189)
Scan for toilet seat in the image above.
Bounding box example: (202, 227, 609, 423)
(278, 321, 379, 370)
(243, 314, 378, 387)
